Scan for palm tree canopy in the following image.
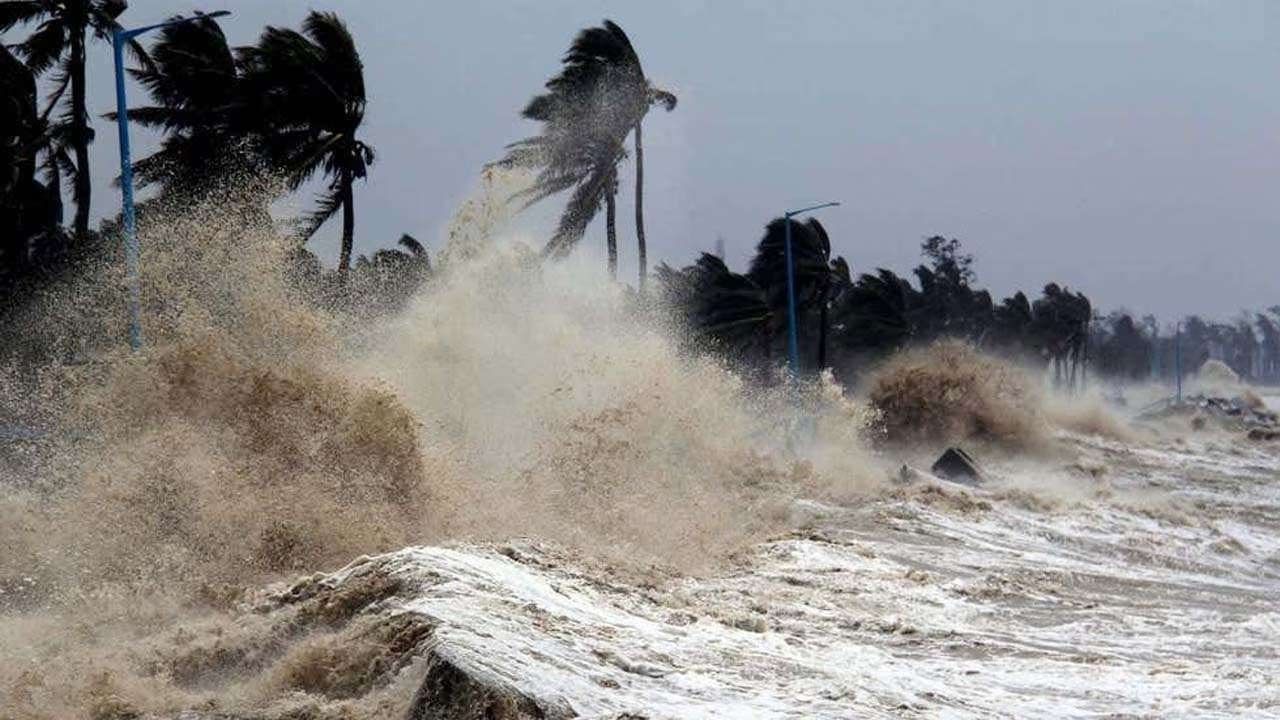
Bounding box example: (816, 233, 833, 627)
(746, 217, 833, 311)
(657, 253, 773, 352)
(3, 2, 115, 68)
(238, 10, 373, 239)
(126, 15, 238, 127)
(107, 14, 247, 192)
(3, 1, 145, 236)
(498, 19, 673, 258)
(832, 269, 918, 352)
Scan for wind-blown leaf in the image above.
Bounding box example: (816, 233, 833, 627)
(0, 1, 45, 33)
(295, 181, 344, 241)
(17, 19, 67, 75)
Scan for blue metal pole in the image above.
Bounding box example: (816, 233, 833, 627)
(783, 212, 800, 377)
(112, 30, 141, 351)
(109, 13, 230, 352)
(780, 201, 841, 379)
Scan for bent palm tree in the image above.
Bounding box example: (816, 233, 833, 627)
(632, 84, 676, 290)
(595, 20, 678, 292)
(747, 217, 838, 369)
(656, 253, 774, 359)
(108, 13, 249, 199)
(499, 20, 674, 283)
(239, 11, 373, 279)
(1, 0, 138, 237)
(832, 268, 918, 357)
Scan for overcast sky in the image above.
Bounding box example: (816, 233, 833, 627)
(33, 1, 1280, 319)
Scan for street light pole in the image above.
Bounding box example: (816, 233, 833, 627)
(112, 11, 229, 351)
(111, 33, 140, 350)
(783, 201, 840, 377)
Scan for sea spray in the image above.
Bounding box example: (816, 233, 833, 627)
(0, 179, 884, 718)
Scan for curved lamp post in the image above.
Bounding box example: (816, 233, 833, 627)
(783, 201, 840, 376)
(112, 11, 230, 350)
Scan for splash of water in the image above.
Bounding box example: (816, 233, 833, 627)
(0, 176, 884, 718)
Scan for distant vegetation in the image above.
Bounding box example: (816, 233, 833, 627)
(656, 227, 1280, 390)
(657, 227, 1096, 390)
(1, 7, 1275, 388)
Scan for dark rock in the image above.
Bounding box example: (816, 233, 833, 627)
(405, 651, 576, 720)
(931, 447, 985, 486)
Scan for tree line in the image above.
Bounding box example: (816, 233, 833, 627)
(655, 226, 1097, 390)
(2, 6, 1274, 389)
(1, 2, 401, 308)
(656, 222, 1280, 389)
(1091, 310, 1280, 387)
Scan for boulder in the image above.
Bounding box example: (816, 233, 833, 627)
(405, 652, 576, 720)
(931, 447, 985, 486)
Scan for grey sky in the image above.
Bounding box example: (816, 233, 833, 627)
(46, 1, 1280, 319)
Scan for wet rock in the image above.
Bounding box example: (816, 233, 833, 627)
(931, 447, 985, 486)
(1247, 427, 1280, 442)
(406, 652, 577, 719)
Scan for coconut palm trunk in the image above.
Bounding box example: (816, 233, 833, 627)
(605, 175, 618, 280)
(338, 167, 355, 279)
(634, 118, 646, 291)
(69, 21, 91, 237)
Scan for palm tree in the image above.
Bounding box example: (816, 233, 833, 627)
(499, 20, 674, 283)
(109, 13, 248, 199)
(349, 233, 431, 311)
(600, 20, 677, 292)
(819, 256, 852, 369)
(832, 268, 919, 358)
(1256, 313, 1280, 384)
(1031, 284, 1092, 392)
(239, 11, 373, 280)
(991, 291, 1035, 355)
(747, 217, 839, 370)
(499, 21, 633, 275)
(1, 42, 37, 228)
(1095, 313, 1150, 382)
(1, 0, 138, 238)
(656, 253, 774, 361)
(2, 41, 38, 290)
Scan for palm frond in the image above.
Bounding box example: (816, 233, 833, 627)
(109, 104, 184, 129)
(37, 65, 69, 121)
(303, 10, 362, 100)
(649, 85, 677, 111)
(295, 181, 344, 240)
(52, 144, 77, 194)
(397, 233, 425, 256)
(543, 163, 612, 257)
(0, 1, 45, 33)
(131, 16, 234, 111)
(279, 133, 345, 191)
(17, 18, 66, 75)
